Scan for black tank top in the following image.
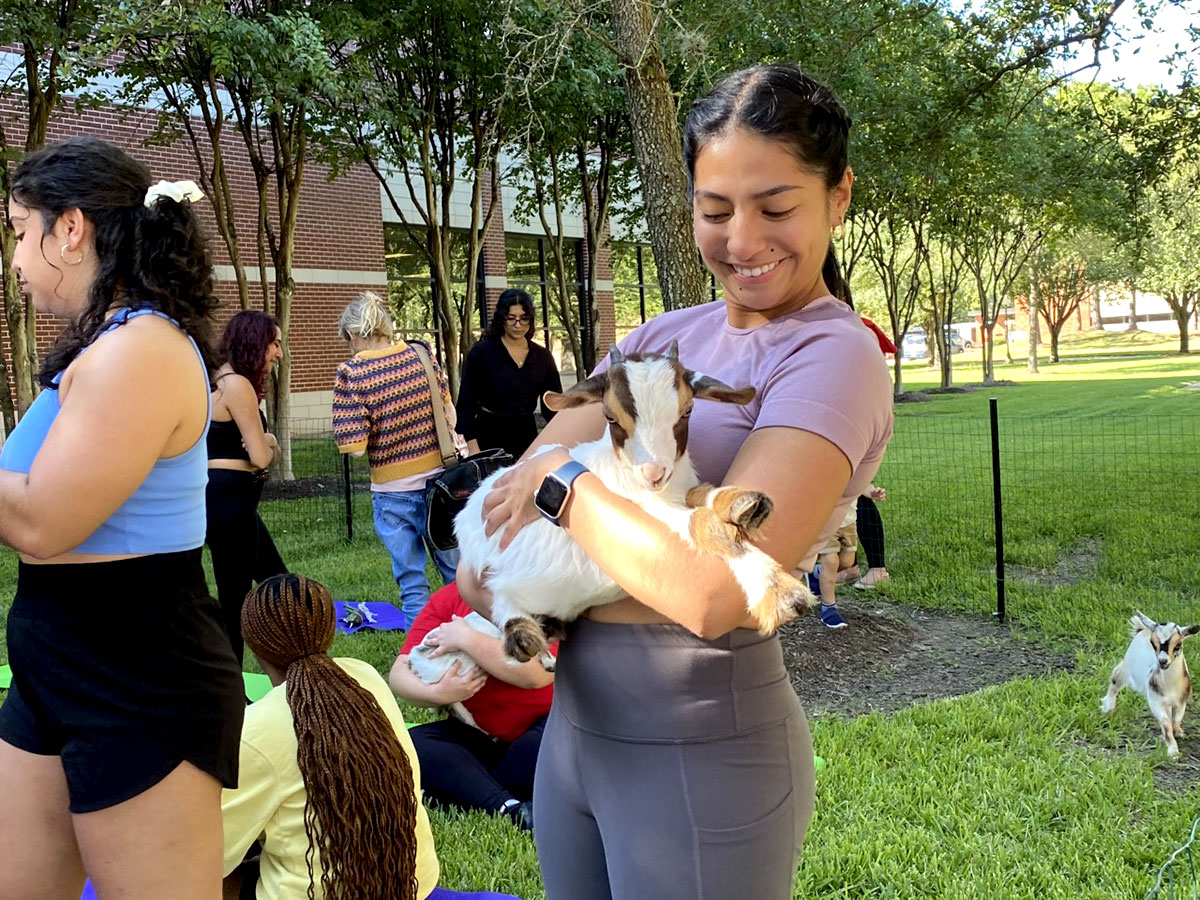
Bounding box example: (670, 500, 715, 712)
(206, 410, 267, 462)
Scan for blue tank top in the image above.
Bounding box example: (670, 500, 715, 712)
(0, 307, 211, 555)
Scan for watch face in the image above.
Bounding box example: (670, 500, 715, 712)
(535, 473, 571, 521)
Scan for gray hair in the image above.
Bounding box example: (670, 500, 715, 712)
(338, 291, 395, 341)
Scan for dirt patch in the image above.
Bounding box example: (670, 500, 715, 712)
(778, 598, 1074, 718)
(262, 476, 369, 502)
(1008, 537, 1102, 588)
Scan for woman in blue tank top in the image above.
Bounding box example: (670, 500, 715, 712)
(0, 138, 244, 899)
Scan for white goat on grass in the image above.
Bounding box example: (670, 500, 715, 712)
(454, 343, 816, 669)
(1101, 611, 1199, 757)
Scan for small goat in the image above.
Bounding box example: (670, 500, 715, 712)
(454, 343, 815, 668)
(407, 611, 501, 730)
(1101, 611, 1199, 757)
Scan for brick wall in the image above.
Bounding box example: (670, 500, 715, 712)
(0, 96, 384, 401)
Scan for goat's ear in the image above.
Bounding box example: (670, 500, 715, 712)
(543, 372, 609, 411)
(1180, 625, 1200, 639)
(689, 371, 756, 405)
(1133, 611, 1156, 633)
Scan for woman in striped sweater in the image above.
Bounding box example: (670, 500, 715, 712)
(333, 292, 459, 627)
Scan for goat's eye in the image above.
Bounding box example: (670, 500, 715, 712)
(603, 411, 616, 424)
(682, 407, 693, 419)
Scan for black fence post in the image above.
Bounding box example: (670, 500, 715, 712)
(989, 397, 1005, 620)
(342, 453, 353, 542)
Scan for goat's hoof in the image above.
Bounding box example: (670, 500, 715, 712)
(749, 571, 815, 634)
(728, 490, 773, 534)
(503, 618, 548, 663)
(538, 650, 557, 673)
(1175, 725, 1185, 737)
(1168, 745, 1181, 758)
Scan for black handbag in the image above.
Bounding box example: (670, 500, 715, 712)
(409, 341, 514, 551)
(424, 447, 513, 551)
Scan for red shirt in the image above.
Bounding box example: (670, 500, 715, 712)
(401, 583, 555, 743)
(860, 317, 898, 355)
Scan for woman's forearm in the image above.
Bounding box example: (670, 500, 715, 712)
(560, 475, 758, 638)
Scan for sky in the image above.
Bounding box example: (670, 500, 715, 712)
(1057, 0, 1199, 89)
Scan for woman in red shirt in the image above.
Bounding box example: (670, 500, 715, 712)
(389, 582, 555, 832)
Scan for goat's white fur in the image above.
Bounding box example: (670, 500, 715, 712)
(1101, 611, 1199, 757)
(407, 611, 501, 730)
(454, 348, 812, 666)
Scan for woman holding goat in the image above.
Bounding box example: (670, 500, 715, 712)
(460, 64, 893, 898)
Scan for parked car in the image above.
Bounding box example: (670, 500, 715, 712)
(901, 332, 928, 360)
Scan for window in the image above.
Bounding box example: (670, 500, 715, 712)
(384, 225, 481, 340)
(505, 234, 585, 378)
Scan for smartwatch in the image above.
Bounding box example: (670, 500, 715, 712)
(534, 460, 590, 525)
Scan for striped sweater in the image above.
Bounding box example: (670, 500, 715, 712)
(332, 343, 453, 483)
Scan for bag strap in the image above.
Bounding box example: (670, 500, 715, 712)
(409, 341, 460, 468)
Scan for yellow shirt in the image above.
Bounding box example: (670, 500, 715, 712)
(221, 657, 439, 900)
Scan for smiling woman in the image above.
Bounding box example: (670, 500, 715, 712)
(457, 64, 893, 900)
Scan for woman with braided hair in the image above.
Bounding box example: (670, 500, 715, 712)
(222, 573, 439, 900)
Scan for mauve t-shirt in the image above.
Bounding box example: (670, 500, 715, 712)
(596, 296, 894, 567)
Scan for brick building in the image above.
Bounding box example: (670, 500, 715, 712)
(1, 92, 645, 432)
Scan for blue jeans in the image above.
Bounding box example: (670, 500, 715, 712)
(371, 489, 459, 627)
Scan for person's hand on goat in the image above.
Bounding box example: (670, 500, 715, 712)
(423, 659, 487, 704)
(866, 484, 886, 502)
(482, 445, 573, 551)
(423, 615, 478, 657)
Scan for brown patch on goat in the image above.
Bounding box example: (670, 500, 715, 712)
(604, 367, 637, 451)
(672, 362, 693, 459)
(503, 617, 549, 663)
(688, 507, 743, 556)
(707, 486, 774, 539)
(686, 484, 715, 508)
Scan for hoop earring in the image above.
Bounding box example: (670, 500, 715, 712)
(60, 243, 84, 266)
(832, 222, 846, 242)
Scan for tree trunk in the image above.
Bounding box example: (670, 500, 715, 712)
(2, 228, 35, 420)
(1027, 272, 1039, 374)
(609, 0, 706, 311)
(1126, 283, 1139, 331)
(1177, 312, 1189, 353)
(1050, 326, 1060, 363)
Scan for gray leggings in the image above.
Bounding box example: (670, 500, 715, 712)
(534, 619, 815, 900)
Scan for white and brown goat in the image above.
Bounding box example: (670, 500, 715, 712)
(1101, 611, 1199, 757)
(453, 343, 815, 668)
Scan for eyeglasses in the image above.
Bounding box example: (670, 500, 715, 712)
(505, 315, 531, 325)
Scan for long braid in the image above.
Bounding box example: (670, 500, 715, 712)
(242, 575, 419, 900)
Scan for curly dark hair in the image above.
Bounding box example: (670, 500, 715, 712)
(11, 137, 217, 388)
(683, 64, 854, 304)
(219, 310, 279, 399)
(242, 575, 420, 900)
(486, 287, 536, 341)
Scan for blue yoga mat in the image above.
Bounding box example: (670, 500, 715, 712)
(334, 600, 408, 635)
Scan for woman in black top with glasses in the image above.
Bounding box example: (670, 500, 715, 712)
(457, 288, 563, 459)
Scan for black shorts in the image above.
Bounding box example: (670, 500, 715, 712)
(0, 549, 244, 813)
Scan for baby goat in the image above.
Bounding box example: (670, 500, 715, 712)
(1101, 611, 1199, 757)
(454, 343, 815, 668)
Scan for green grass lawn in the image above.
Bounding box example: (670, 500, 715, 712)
(1, 330, 1199, 898)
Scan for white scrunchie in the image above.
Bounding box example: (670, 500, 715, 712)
(144, 180, 205, 208)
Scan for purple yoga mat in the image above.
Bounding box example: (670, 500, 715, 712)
(333, 601, 408, 635)
(83, 882, 520, 899)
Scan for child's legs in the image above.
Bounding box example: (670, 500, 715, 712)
(818, 550, 839, 605)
